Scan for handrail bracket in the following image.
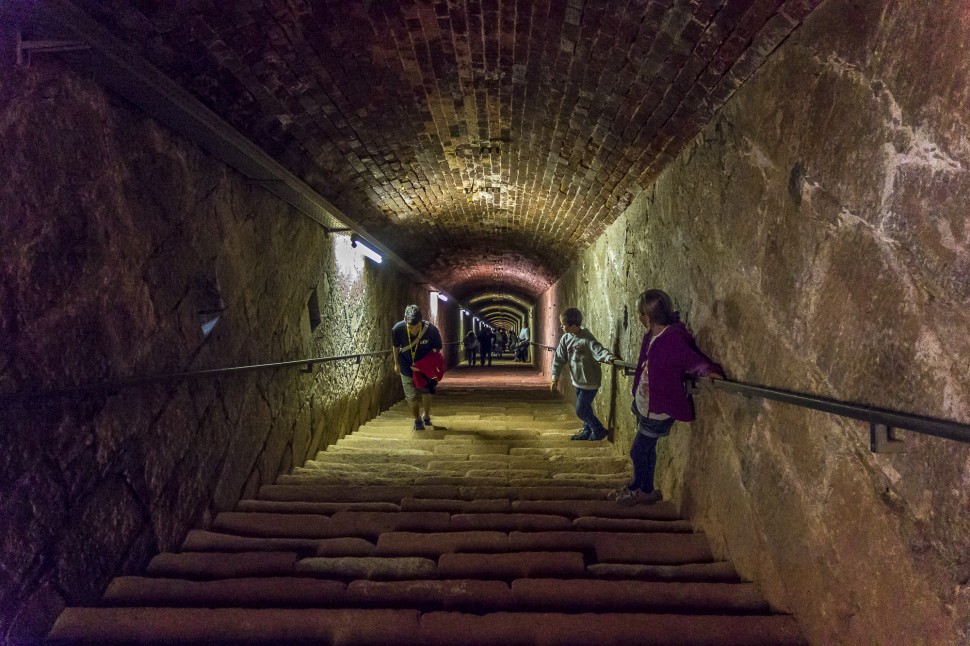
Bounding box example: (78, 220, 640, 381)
(870, 423, 905, 454)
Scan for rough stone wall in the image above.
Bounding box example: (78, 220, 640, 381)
(545, 1, 970, 643)
(0, 50, 450, 642)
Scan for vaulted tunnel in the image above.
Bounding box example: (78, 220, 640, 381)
(3, 1, 970, 644)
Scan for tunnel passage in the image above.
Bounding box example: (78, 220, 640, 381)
(4, 1, 970, 644)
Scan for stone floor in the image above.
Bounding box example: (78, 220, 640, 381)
(49, 363, 806, 644)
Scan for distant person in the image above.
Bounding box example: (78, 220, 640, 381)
(392, 304, 443, 431)
(464, 330, 479, 366)
(477, 327, 494, 366)
(497, 329, 508, 358)
(516, 325, 530, 362)
(612, 289, 724, 506)
(550, 308, 617, 441)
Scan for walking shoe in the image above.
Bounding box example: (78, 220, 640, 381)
(607, 485, 634, 501)
(587, 428, 609, 441)
(413, 419, 425, 431)
(614, 487, 662, 506)
(422, 415, 432, 427)
(570, 428, 591, 440)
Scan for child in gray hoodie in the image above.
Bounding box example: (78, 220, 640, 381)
(550, 307, 618, 440)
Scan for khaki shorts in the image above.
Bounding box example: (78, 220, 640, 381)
(400, 374, 429, 401)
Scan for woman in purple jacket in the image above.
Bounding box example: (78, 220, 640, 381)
(612, 290, 724, 506)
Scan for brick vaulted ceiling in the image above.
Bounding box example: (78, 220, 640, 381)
(68, 0, 820, 299)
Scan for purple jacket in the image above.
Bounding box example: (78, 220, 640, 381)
(632, 322, 724, 422)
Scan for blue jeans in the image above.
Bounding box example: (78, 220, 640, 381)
(575, 387, 607, 435)
(630, 414, 675, 493)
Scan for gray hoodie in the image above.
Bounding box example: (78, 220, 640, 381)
(551, 327, 615, 390)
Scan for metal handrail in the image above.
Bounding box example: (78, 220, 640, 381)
(694, 376, 970, 447)
(530, 342, 556, 351)
(610, 359, 970, 450)
(1, 341, 461, 403)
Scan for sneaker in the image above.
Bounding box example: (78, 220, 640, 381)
(413, 419, 425, 431)
(607, 485, 633, 502)
(422, 415, 432, 427)
(570, 428, 592, 441)
(614, 487, 662, 507)
(587, 428, 609, 441)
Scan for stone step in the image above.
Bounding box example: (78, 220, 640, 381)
(48, 608, 421, 644)
(212, 511, 454, 538)
(583, 561, 742, 582)
(371, 529, 709, 559)
(276, 475, 629, 488)
(101, 575, 766, 614)
(438, 551, 587, 579)
(49, 392, 805, 645)
(416, 611, 807, 646)
(302, 453, 631, 472)
(258, 484, 618, 503)
(211, 510, 691, 540)
(234, 500, 401, 514)
(180, 530, 320, 555)
(296, 556, 439, 580)
(145, 552, 297, 579)
(51, 608, 805, 645)
(102, 576, 347, 607)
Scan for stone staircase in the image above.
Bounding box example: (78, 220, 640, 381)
(49, 387, 806, 645)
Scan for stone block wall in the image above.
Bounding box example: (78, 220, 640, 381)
(543, 1, 970, 643)
(0, 49, 454, 642)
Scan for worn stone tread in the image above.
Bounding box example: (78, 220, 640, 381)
(347, 579, 513, 610)
(512, 499, 681, 520)
(509, 579, 770, 613)
(437, 551, 586, 579)
(572, 516, 694, 532)
(586, 561, 740, 582)
(315, 537, 377, 557)
(595, 532, 715, 564)
(49, 608, 421, 644)
(180, 530, 319, 555)
(296, 556, 438, 580)
(399, 497, 512, 513)
(145, 552, 297, 579)
(102, 576, 347, 607)
(234, 500, 401, 514)
(375, 531, 509, 557)
(326, 511, 453, 536)
(417, 611, 807, 646)
(211, 512, 332, 538)
(259, 484, 460, 503)
(448, 513, 573, 532)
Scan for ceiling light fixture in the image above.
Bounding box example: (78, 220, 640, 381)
(351, 239, 382, 264)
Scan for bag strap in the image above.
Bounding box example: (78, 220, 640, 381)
(402, 322, 428, 359)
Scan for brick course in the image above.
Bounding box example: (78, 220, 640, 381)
(70, 0, 816, 298)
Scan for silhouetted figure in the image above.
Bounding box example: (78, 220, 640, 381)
(477, 328, 493, 366)
(464, 330, 479, 366)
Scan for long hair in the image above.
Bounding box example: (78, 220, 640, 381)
(637, 289, 680, 326)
